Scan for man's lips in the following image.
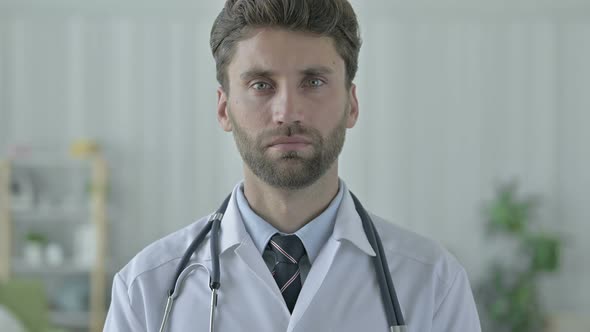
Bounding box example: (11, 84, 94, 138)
(268, 136, 311, 146)
(267, 136, 312, 150)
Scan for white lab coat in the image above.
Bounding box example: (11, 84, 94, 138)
(104, 185, 481, 332)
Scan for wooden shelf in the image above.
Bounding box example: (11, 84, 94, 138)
(0, 155, 109, 332)
(50, 310, 90, 329)
(12, 258, 94, 275)
(11, 209, 88, 224)
(11, 258, 115, 276)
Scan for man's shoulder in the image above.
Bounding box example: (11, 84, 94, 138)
(370, 214, 463, 282)
(116, 215, 212, 287)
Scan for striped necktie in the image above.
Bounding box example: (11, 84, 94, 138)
(268, 233, 306, 313)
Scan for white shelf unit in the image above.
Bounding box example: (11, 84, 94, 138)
(0, 155, 109, 332)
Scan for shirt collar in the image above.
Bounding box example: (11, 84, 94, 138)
(217, 180, 377, 260)
(236, 180, 344, 264)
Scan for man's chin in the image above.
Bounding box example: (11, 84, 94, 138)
(263, 173, 318, 190)
(267, 158, 310, 172)
(270, 159, 307, 172)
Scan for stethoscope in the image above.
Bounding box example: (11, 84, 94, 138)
(158, 192, 407, 332)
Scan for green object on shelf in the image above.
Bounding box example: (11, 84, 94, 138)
(24, 232, 48, 246)
(0, 278, 50, 332)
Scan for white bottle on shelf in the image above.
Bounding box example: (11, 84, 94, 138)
(22, 241, 43, 267)
(74, 223, 97, 269)
(45, 242, 65, 267)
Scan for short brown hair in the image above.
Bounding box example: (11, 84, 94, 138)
(210, 0, 362, 90)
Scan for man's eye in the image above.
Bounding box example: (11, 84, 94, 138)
(305, 79, 325, 88)
(251, 82, 272, 90)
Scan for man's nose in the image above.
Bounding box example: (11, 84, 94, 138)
(271, 88, 304, 125)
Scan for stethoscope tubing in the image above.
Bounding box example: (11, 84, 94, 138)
(350, 192, 405, 327)
(159, 192, 406, 332)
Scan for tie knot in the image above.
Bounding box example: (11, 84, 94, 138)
(269, 234, 306, 264)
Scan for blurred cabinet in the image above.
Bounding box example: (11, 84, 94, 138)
(0, 147, 108, 332)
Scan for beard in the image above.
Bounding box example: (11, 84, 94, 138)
(229, 110, 348, 190)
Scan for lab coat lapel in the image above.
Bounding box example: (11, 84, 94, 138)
(234, 236, 290, 312)
(287, 235, 341, 331)
(287, 188, 376, 331)
(221, 186, 290, 313)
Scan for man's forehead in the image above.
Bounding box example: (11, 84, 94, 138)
(228, 28, 345, 77)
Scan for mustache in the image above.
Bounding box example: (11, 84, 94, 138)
(263, 123, 308, 137)
(257, 124, 322, 146)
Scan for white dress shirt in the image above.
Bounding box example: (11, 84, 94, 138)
(236, 180, 344, 283)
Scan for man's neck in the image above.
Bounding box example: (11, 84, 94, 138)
(242, 165, 340, 234)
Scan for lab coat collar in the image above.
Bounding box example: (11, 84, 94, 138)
(331, 183, 377, 257)
(217, 183, 250, 257)
(216, 181, 376, 258)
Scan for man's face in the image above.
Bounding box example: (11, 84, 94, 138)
(217, 28, 359, 190)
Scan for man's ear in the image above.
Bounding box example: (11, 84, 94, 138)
(346, 83, 359, 129)
(217, 87, 232, 132)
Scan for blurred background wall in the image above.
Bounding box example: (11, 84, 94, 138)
(0, 0, 589, 329)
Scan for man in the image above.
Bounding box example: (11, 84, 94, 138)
(104, 0, 482, 331)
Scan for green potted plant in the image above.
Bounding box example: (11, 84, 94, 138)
(476, 181, 561, 332)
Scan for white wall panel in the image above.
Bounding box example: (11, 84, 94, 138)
(0, 0, 588, 316)
(65, 17, 87, 141)
(0, 19, 8, 147)
(548, 22, 590, 314)
(440, 23, 484, 270)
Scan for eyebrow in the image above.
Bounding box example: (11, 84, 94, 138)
(301, 65, 334, 77)
(239, 65, 335, 82)
(240, 68, 274, 82)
